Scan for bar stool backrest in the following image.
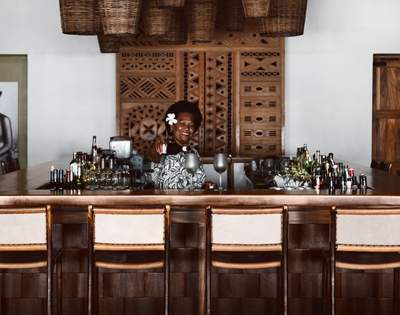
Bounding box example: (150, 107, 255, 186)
(0, 207, 47, 250)
(336, 209, 400, 249)
(211, 208, 282, 247)
(206, 207, 288, 315)
(92, 207, 166, 250)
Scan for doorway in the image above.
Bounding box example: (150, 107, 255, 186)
(0, 55, 27, 168)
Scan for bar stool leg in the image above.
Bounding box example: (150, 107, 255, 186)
(394, 268, 400, 315)
(47, 262, 53, 315)
(277, 265, 282, 315)
(87, 206, 94, 315)
(1, 269, 4, 315)
(55, 259, 63, 315)
(94, 267, 99, 315)
(164, 205, 171, 315)
(282, 207, 288, 315)
(205, 207, 212, 315)
(88, 260, 93, 315)
(164, 250, 170, 315)
(322, 253, 330, 315)
(330, 210, 336, 315)
(47, 206, 53, 315)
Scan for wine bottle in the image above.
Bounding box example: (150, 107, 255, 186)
(58, 169, 64, 190)
(91, 136, 98, 164)
(70, 152, 78, 178)
(75, 161, 83, 189)
(49, 165, 56, 191)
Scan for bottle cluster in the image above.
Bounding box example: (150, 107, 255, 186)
(49, 136, 147, 191)
(296, 144, 368, 191)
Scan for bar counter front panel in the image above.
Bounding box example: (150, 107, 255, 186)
(1, 161, 400, 315)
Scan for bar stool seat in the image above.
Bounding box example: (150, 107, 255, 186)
(0, 206, 54, 315)
(87, 205, 171, 315)
(330, 207, 400, 315)
(206, 206, 288, 315)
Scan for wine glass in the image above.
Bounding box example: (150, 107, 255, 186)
(185, 152, 199, 190)
(213, 153, 228, 191)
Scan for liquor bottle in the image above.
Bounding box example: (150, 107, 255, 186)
(109, 156, 115, 170)
(328, 152, 335, 166)
(58, 169, 64, 190)
(313, 167, 321, 189)
(49, 165, 56, 191)
(91, 136, 98, 163)
(315, 150, 321, 165)
(328, 175, 335, 191)
(100, 157, 106, 170)
(70, 152, 78, 179)
(64, 168, 71, 190)
(75, 161, 83, 189)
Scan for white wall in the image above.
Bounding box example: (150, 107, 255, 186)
(1, 0, 400, 166)
(285, 0, 400, 165)
(0, 0, 115, 166)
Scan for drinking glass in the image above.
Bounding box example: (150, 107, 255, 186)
(185, 152, 199, 190)
(213, 153, 228, 190)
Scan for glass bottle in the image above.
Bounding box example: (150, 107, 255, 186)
(70, 152, 78, 179)
(91, 136, 98, 163)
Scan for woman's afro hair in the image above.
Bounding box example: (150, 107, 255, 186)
(164, 100, 202, 133)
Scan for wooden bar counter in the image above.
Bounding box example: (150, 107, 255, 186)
(1, 161, 400, 315)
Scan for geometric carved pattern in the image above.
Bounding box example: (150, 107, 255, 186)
(240, 51, 281, 79)
(121, 102, 168, 155)
(241, 110, 281, 127)
(241, 81, 280, 98)
(242, 98, 279, 109)
(203, 52, 232, 155)
(120, 76, 176, 100)
(118, 38, 284, 157)
(239, 50, 282, 157)
(120, 51, 175, 72)
(118, 50, 178, 155)
(183, 51, 232, 155)
(184, 52, 205, 152)
(241, 143, 279, 155)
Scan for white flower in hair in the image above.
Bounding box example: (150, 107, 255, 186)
(166, 113, 178, 126)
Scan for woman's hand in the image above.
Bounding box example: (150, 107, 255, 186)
(146, 136, 166, 163)
(203, 181, 216, 191)
(154, 136, 166, 155)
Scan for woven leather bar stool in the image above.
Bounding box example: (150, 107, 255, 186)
(87, 205, 171, 315)
(330, 207, 400, 315)
(205, 206, 288, 315)
(0, 206, 56, 315)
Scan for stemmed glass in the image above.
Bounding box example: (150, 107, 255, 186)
(185, 152, 199, 190)
(213, 153, 228, 191)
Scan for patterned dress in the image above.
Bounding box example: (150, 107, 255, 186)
(152, 147, 206, 190)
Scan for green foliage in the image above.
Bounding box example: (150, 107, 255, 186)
(281, 156, 312, 183)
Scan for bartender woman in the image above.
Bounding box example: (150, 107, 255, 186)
(149, 100, 206, 189)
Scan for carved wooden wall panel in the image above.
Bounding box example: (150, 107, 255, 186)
(204, 52, 232, 155)
(183, 51, 205, 151)
(118, 26, 284, 157)
(119, 51, 177, 154)
(238, 50, 282, 156)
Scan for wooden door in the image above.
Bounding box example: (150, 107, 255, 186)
(373, 55, 400, 172)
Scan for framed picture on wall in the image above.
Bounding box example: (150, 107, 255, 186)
(0, 82, 19, 164)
